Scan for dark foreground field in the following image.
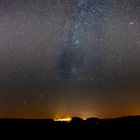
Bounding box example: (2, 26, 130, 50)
(0, 116, 140, 138)
(0, 116, 140, 131)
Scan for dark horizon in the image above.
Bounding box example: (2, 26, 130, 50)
(1, 114, 140, 120)
(0, 115, 140, 131)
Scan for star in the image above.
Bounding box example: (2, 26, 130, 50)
(75, 40, 79, 44)
(129, 22, 134, 25)
(40, 94, 44, 98)
(23, 101, 27, 105)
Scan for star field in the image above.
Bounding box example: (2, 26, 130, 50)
(0, 0, 140, 118)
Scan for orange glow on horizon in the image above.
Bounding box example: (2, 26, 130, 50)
(54, 117, 72, 122)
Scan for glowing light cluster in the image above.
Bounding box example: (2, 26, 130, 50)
(54, 117, 72, 122)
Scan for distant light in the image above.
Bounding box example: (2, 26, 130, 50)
(54, 117, 72, 122)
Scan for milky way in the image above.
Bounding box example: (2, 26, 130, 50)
(0, 0, 140, 118)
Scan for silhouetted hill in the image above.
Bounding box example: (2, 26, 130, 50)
(0, 115, 140, 130)
(0, 116, 140, 138)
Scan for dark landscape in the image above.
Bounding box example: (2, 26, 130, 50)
(1, 115, 140, 130)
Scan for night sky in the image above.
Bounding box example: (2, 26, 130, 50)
(0, 0, 140, 119)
